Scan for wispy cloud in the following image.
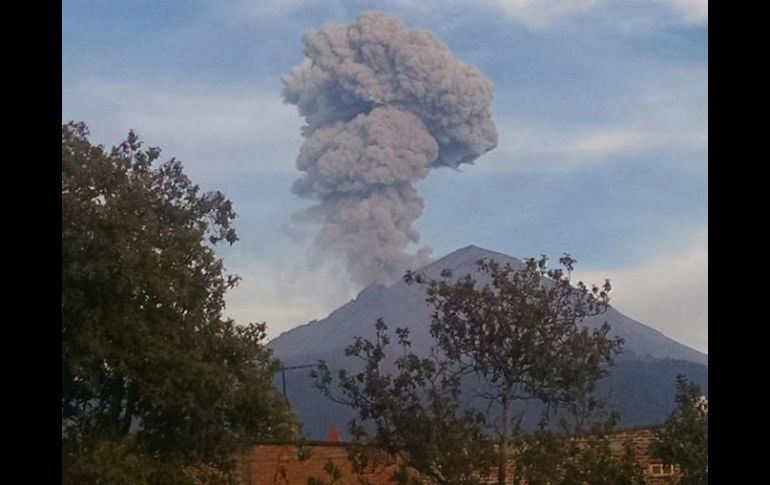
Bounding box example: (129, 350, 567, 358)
(62, 80, 303, 178)
(483, 0, 707, 28)
(482, 65, 707, 173)
(574, 228, 708, 353)
(226, 0, 316, 18)
(659, 0, 708, 24)
(481, 0, 601, 29)
(484, 116, 705, 173)
(481, 120, 644, 172)
(219, 1, 707, 30)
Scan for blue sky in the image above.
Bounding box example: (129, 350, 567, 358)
(62, 0, 708, 352)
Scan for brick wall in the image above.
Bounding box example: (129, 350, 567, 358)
(238, 427, 679, 485)
(238, 443, 402, 485)
(606, 427, 680, 485)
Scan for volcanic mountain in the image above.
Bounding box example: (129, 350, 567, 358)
(268, 246, 708, 440)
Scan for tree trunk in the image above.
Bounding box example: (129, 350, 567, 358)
(498, 394, 509, 485)
(108, 376, 126, 434)
(121, 381, 135, 435)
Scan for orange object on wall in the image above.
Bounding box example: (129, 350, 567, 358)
(326, 426, 342, 443)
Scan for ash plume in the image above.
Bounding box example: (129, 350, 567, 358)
(283, 12, 498, 285)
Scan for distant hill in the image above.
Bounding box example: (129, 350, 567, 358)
(269, 246, 708, 440)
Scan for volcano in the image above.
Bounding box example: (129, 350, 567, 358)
(268, 246, 708, 440)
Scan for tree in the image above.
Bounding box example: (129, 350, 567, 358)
(314, 319, 498, 485)
(62, 122, 299, 483)
(515, 421, 645, 485)
(317, 255, 642, 485)
(406, 255, 624, 484)
(653, 375, 708, 485)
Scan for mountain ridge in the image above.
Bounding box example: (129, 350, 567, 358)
(269, 245, 707, 365)
(267, 245, 707, 439)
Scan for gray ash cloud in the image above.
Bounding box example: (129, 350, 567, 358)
(283, 12, 497, 285)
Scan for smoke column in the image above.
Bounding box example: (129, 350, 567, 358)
(283, 12, 498, 285)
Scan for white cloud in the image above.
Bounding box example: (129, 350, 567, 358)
(482, 0, 600, 29)
(62, 80, 304, 178)
(574, 229, 708, 354)
(483, 0, 707, 28)
(482, 116, 704, 174)
(482, 65, 707, 174)
(659, 0, 708, 24)
(219, 1, 707, 29)
(570, 130, 642, 155)
(226, 0, 314, 19)
(482, 120, 646, 172)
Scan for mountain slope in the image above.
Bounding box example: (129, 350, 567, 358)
(269, 245, 708, 439)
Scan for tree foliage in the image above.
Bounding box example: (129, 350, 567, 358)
(515, 421, 645, 485)
(314, 319, 498, 485)
(317, 255, 643, 484)
(653, 375, 708, 485)
(407, 256, 626, 484)
(408, 256, 619, 425)
(62, 122, 299, 482)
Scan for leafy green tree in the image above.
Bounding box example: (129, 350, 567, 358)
(653, 375, 708, 485)
(406, 255, 624, 484)
(314, 319, 498, 485)
(317, 255, 642, 485)
(62, 435, 160, 485)
(515, 421, 644, 485)
(62, 122, 299, 483)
